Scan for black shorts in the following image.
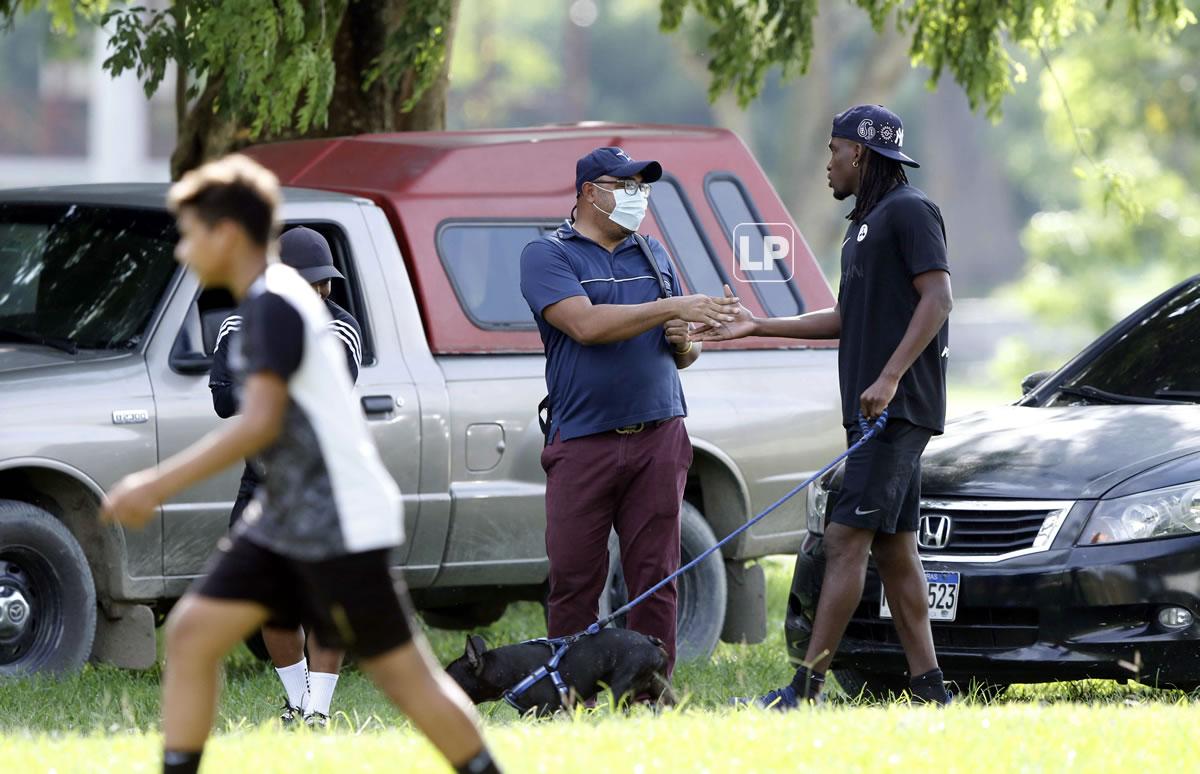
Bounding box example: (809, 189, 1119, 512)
(829, 419, 933, 534)
(193, 535, 415, 659)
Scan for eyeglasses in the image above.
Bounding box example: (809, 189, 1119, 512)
(589, 179, 652, 196)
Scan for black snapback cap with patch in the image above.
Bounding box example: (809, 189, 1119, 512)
(831, 104, 919, 168)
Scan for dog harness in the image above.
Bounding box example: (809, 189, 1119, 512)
(502, 636, 578, 712)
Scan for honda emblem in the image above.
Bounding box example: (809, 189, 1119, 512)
(917, 514, 952, 550)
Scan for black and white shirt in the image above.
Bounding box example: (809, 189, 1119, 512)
(210, 297, 362, 418)
(223, 263, 401, 560)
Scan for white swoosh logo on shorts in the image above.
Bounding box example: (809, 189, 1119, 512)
(855, 507, 880, 515)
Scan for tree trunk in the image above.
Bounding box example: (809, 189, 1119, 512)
(321, 0, 461, 135)
(169, 0, 461, 179)
(169, 75, 241, 180)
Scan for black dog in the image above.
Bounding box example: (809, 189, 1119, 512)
(445, 628, 676, 715)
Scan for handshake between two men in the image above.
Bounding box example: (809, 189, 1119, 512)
(661, 284, 756, 353)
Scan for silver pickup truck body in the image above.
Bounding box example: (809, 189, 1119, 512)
(0, 125, 842, 675)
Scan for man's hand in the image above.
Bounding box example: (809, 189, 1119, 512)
(860, 373, 899, 421)
(672, 292, 740, 328)
(690, 285, 757, 342)
(100, 469, 163, 529)
(664, 319, 691, 352)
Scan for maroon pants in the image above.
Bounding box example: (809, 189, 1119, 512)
(541, 417, 692, 673)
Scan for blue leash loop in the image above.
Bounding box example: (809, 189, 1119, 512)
(585, 410, 889, 635)
(503, 411, 888, 710)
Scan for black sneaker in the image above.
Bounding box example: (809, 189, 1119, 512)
(732, 684, 822, 710)
(910, 669, 954, 705)
(280, 700, 303, 727)
(304, 711, 330, 728)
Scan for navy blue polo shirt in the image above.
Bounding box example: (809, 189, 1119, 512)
(520, 221, 686, 440)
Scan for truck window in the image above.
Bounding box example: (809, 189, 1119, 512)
(437, 223, 548, 330)
(704, 175, 804, 317)
(174, 222, 375, 367)
(294, 222, 376, 366)
(648, 177, 728, 298)
(0, 203, 178, 350)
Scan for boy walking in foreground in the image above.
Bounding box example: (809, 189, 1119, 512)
(102, 155, 500, 774)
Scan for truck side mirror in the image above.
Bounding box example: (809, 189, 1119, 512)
(169, 326, 212, 374)
(1021, 370, 1053, 396)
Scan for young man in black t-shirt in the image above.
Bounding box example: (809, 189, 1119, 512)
(102, 155, 500, 774)
(209, 226, 363, 726)
(696, 105, 955, 707)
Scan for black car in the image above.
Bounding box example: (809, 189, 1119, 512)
(788, 274, 1200, 697)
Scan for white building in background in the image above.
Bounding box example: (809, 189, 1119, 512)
(0, 22, 171, 188)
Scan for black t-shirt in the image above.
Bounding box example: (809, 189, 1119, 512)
(837, 184, 950, 433)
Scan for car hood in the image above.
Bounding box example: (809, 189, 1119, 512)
(921, 405, 1200, 500)
(0, 344, 132, 377)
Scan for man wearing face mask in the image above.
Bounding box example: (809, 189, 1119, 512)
(519, 146, 739, 672)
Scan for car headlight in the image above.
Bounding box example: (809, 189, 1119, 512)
(1080, 482, 1200, 545)
(811, 472, 830, 535)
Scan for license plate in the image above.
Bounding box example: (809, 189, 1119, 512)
(880, 571, 960, 622)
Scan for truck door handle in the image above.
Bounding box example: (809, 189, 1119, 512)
(361, 395, 395, 415)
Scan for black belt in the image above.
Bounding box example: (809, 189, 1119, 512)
(614, 418, 674, 435)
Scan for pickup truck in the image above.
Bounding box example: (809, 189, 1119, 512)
(0, 124, 842, 676)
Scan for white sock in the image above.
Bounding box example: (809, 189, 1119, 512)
(307, 672, 339, 717)
(275, 658, 309, 710)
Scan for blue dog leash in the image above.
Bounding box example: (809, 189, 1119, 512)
(503, 410, 889, 711)
(587, 410, 890, 634)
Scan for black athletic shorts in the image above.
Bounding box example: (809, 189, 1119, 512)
(194, 535, 415, 658)
(828, 418, 933, 534)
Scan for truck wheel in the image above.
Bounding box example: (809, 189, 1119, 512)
(0, 500, 97, 676)
(599, 501, 727, 662)
(419, 600, 509, 630)
(832, 668, 910, 701)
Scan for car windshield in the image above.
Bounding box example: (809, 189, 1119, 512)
(0, 203, 179, 351)
(1057, 279, 1200, 403)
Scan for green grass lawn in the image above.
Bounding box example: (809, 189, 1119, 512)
(3, 558, 1196, 772)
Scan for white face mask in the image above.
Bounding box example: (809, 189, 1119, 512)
(591, 184, 649, 232)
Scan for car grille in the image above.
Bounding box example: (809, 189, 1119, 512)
(846, 602, 1040, 650)
(915, 499, 1073, 561)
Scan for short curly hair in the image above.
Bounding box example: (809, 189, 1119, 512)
(167, 154, 281, 246)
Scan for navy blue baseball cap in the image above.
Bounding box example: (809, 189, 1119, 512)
(575, 147, 663, 193)
(831, 105, 919, 168)
(279, 226, 343, 283)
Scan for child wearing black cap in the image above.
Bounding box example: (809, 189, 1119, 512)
(208, 225, 362, 726)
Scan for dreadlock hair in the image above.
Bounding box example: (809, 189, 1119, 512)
(847, 148, 908, 223)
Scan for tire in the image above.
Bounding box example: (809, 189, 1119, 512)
(0, 500, 97, 676)
(832, 667, 910, 701)
(599, 501, 727, 662)
(419, 600, 509, 631)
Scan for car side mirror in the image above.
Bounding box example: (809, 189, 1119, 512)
(1021, 370, 1054, 396)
